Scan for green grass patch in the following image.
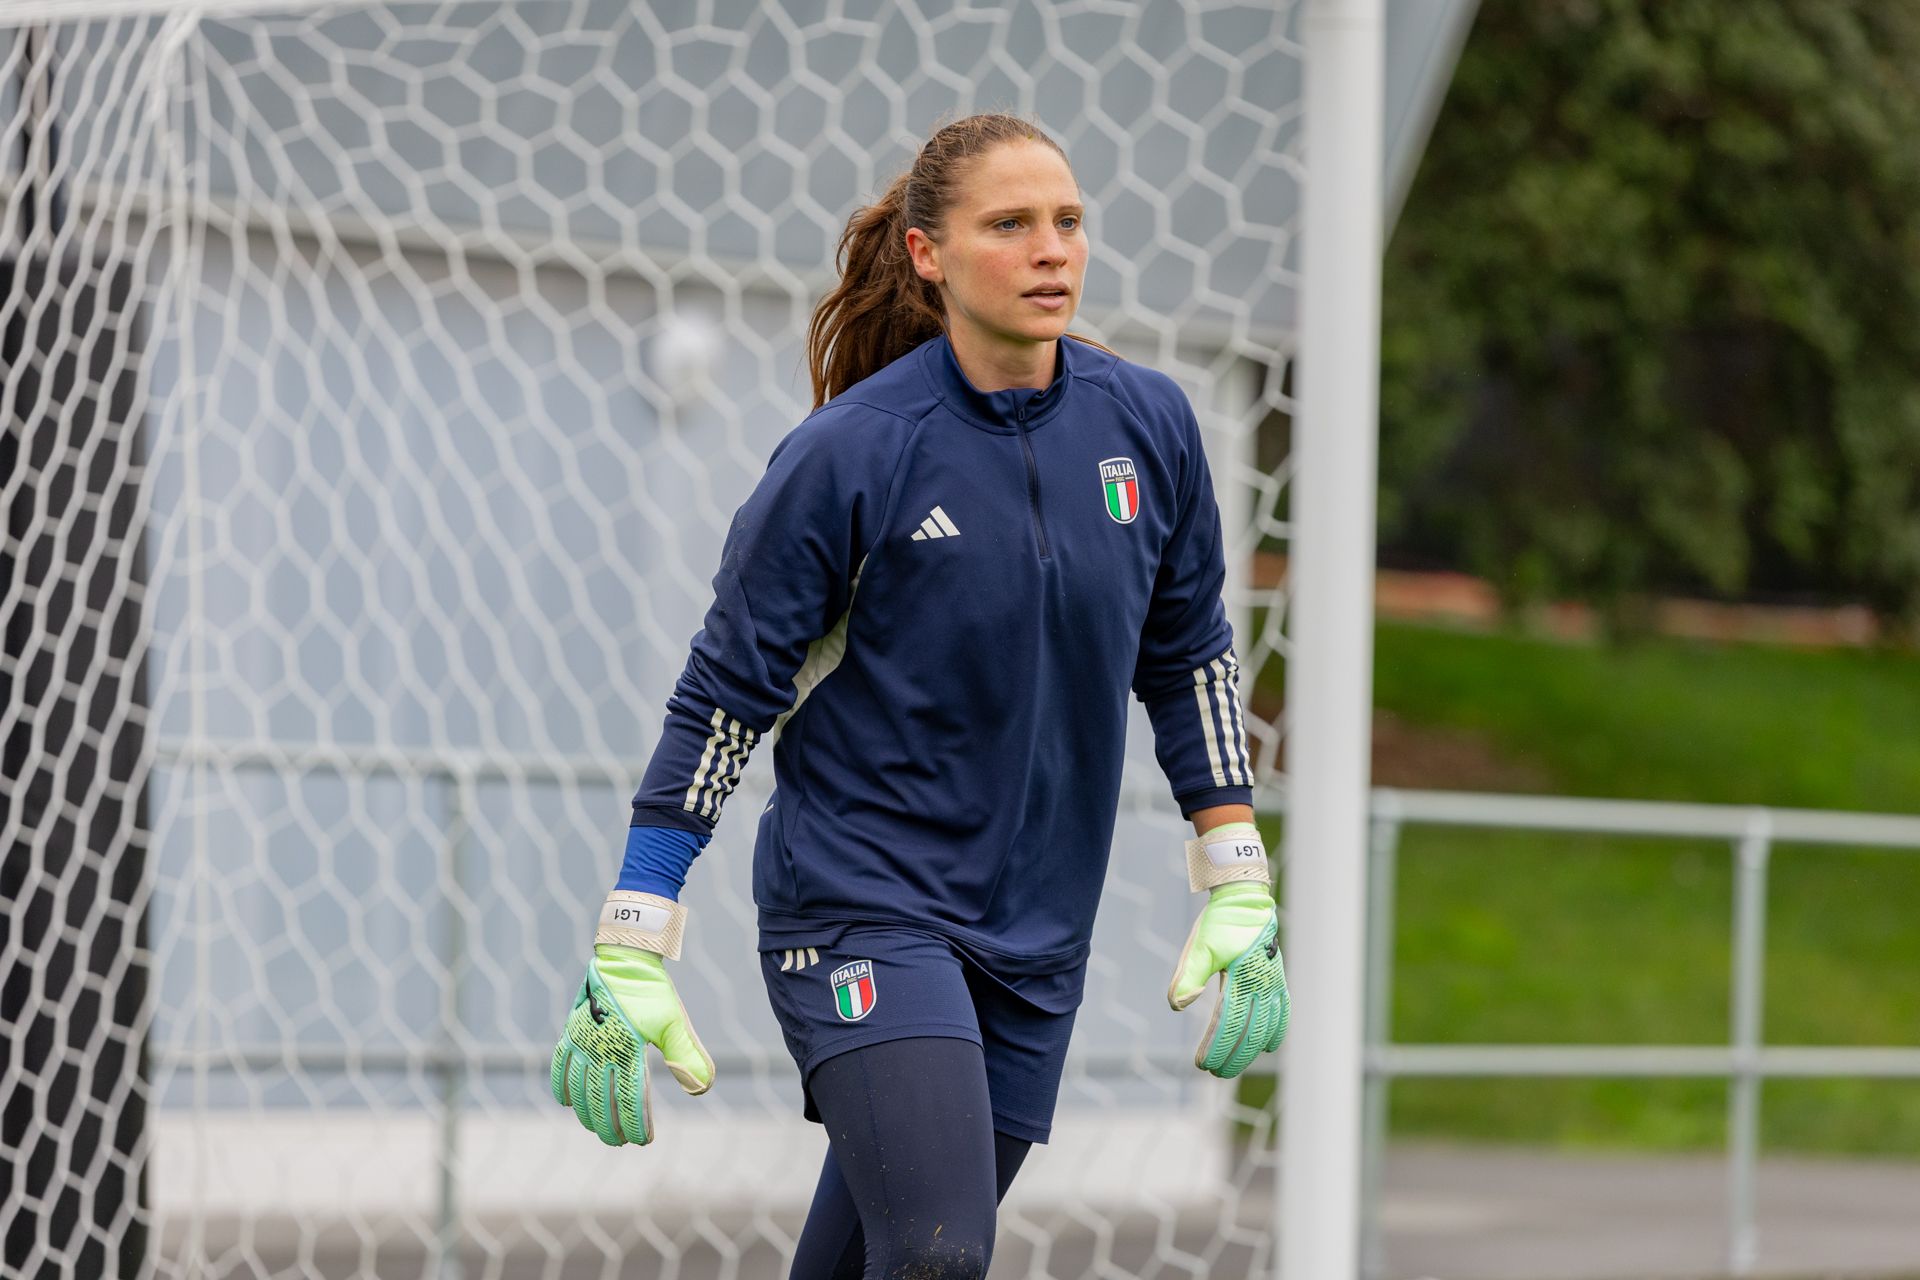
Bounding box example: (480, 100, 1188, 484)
(1358, 827, 1738, 1152)
(1251, 622, 1920, 1155)
(1389, 830, 1733, 1047)
(1368, 622, 1920, 810)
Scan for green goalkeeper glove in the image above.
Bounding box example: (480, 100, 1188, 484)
(1168, 823, 1290, 1079)
(550, 893, 713, 1146)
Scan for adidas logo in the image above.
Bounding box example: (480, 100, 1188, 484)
(778, 947, 821, 972)
(909, 505, 961, 541)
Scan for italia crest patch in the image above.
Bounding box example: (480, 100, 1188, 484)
(1100, 457, 1140, 524)
(829, 960, 876, 1022)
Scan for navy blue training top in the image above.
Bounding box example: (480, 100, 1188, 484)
(631, 332, 1255, 973)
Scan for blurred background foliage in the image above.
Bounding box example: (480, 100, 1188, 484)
(1252, 0, 1920, 1157)
(1379, 0, 1920, 628)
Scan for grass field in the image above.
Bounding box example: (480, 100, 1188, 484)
(1256, 621, 1920, 1155)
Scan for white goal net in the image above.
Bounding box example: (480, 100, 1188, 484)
(1, 2, 1302, 1276)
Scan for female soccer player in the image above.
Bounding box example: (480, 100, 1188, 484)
(550, 114, 1289, 1280)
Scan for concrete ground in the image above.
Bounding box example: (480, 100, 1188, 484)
(156, 1143, 1920, 1280)
(1376, 1143, 1920, 1280)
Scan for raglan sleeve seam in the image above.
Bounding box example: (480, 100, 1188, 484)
(628, 405, 896, 833)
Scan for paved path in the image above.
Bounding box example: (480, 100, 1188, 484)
(158, 1144, 1920, 1279)
(1376, 1144, 1920, 1280)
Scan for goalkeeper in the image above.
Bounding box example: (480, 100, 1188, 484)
(551, 113, 1287, 1280)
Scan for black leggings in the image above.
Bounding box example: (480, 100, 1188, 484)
(789, 1037, 1033, 1280)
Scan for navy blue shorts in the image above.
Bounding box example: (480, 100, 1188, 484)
(759, 924, 1083, 1144)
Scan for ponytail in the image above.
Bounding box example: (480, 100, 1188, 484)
(805, 173, 946, 410)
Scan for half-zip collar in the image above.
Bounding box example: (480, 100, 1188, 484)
(918, 331, 1076, 434)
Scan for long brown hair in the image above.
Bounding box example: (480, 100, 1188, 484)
(805, 114, 1101, 409)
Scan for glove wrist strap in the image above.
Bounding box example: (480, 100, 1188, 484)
(1185, 826, 1271, 893)
(595, 890, 687, 960)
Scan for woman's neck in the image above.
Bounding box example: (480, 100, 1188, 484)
(946, 323, 1056, 393)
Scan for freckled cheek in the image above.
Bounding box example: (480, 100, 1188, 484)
(984, 254, 1028, 299)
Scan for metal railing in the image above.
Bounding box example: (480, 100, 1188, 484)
(1354, 788, 1920, 1280)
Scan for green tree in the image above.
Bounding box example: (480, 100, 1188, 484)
(1381, 0, 1920, 627)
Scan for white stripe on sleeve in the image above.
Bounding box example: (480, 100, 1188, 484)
(701, 718, 757, 818)
(683, 709, 728, 813)
(683, 711, 758, 818)
(1193, 664, 1228, 788)
(1206, 657, 1243, 785)
(1223, 655, 1254, 783)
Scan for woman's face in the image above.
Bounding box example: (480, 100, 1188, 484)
(907, 140, 1088, 355)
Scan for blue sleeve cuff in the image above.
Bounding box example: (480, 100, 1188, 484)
(628, 802, 716, 836)
(614, 823, 712, 901)
(1175, 784, 1255, 818)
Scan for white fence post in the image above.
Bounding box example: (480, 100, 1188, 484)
(1728, 813, 1773, 1276)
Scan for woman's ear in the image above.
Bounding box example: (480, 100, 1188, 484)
(904, 227, 942, 285)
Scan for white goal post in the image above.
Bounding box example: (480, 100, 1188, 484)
(0, 2, 1400, 1277)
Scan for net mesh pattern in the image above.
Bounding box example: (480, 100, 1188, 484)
(1, 3, 1299, 1275)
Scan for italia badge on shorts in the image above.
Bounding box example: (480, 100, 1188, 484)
(1100, 457, 1140, 524)
(829, 960, 877, 1022)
